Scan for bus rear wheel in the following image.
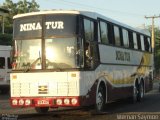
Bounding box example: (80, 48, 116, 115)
(137, 81, 144, 102)
(96, 85, 105, 112)
(132, 81, 144, 103)
(35, 107, 49, 113)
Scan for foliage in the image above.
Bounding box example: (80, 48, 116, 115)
(0, 0, 39, 45)
(0, 33, 12, 45)
(154, 28, 160, 73)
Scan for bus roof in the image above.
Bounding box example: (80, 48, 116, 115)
(0, 45, 11, 51)
(13, 10, 150, 36)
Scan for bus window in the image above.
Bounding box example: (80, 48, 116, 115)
(144, 36, 149, 52)
(141, 35, 145, 51)
(13, 39, 42, 70)
(100, 21, 109, 44)
(114, 26, 121, 46)
(133, 32, 138, 49)
(122, 29, 129, 48)
(84, 18, 99, 68)
(85, 42, 90, 67)
(84, 19, 94, 41)
(0, 57, 5, 69)
(147, 37, 152, 52)
(137, 34, 141, 50)
(129, 31, 134, 49)
(45, 37, 82, 69)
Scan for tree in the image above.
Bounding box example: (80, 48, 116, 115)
(154, 27, 160, 74)
(2, 0, 39, 33)
(0, 0, 39, 45)
(147, 26, 160, 74)
(17, 0, 39, 14)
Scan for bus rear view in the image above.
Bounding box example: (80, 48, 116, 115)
(10, 11, 86, 113)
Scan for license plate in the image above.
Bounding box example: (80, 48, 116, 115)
(37, 99, 49, 105)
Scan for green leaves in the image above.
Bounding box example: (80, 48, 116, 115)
(0, 0, 40, 45)
(0, 33, 12, 45)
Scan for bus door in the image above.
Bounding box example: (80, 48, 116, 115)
(83, 18, 99, 69)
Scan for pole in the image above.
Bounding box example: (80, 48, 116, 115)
(145, 15, 160, 76)
(145, 15, 160, 53)
(152, 17, 155, 52)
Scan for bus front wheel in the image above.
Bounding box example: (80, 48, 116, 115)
(35, 107, 49, 113)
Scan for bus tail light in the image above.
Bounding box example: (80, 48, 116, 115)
(12, 99, 18, 105)
(11, 97, 80, 107)
(64, 98, 70, 105)
(19, 99, 24, 105)
(71, 98, 78, 105)
(11, 98, 32, 106)
(56, 99, 62, 105)
(25, 99, 31, 106)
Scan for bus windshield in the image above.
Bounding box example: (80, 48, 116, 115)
(13, 39, 42, 70)
(45, 37, 83, 69)
(13, 37, 84, 70)
(12, 14, 85, 70)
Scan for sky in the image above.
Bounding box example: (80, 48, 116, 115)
(1, 0, 160, 28)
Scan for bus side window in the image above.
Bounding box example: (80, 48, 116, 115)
(133, 32, 138, 49)
(100, 21, 109, 44)
(128, 31, 134, 49)
(83, 19, 94, 41)
(140, 35, 145, 51)
(85, 42, 90, 67)
(114, 26, 121, 46)
(137, 34, 141, 50)
(0, 57, 5, 69)
(147, 37, 152, 52)
(122, 29, 129, 48)
(144, 36, 150, 52)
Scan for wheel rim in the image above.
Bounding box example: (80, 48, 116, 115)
(140, 84, 144, 98)
(97, 91, 104, 111)
(133, 86, 138, 101)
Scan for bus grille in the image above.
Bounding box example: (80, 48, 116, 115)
(11, 82, 78, 97)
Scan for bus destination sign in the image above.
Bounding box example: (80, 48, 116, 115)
(20, 21, 64, 32)
(13, 15, 76, 39)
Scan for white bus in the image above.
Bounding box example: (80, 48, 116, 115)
(10, 10, 153, 113)
(0, 45, 12, 94)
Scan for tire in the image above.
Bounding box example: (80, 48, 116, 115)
(131, 81, 144, 103)
(132, 83, 139, 103)
(96, 85, 106, 112)
(35, 107, 49, 113)
(137, 81, 144, 102)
